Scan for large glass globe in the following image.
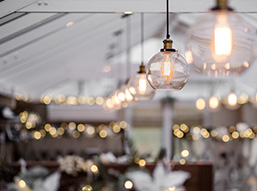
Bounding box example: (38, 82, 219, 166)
(186, 10, 257, 76)
(127, 72, 155, 100)
(146, 51, 189, 90)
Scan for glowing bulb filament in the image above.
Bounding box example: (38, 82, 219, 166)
(161, 54, 174, 79)
(214, 14, 232, 56)
(138, 77, 147, 94)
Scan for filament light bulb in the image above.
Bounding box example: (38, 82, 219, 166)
(161, 54, 174, 79)
(214, 14, 232, 56)
(138, 75, 147, 94)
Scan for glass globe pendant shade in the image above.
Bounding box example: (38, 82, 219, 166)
(128, 64, 155, 100)
(146, 39, 189, 90)
(186, 2, 257, 76)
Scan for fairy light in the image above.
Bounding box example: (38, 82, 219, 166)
(222, 135, 230, 142)
(90, 165, 99, 173)
(179, 159, 186, 165)
(124, 180, 133, 189)
(138, 159, 146, 167)
(18, 180, 26, 188)
(181, 150, 189, 157)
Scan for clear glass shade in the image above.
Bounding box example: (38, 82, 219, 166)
(186, 10, 257, 76)
(127, 73, 155, 100)
(146, 52, 189, 90)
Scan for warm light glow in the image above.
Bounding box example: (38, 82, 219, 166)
(179, 159, 186, 165)
(96, 97, 104, 105)
(244, 61, 249, 68)
(214, 14, 232, 56)
(69, 122, 76, 130)
(201, 128, 210, 138)
(211, 130, 218, 137)
(124, 180, 133, 189)
(129, 86, 136, 95)
(87, 97, 95, 105)
(232, 131, 239, 139)
(185, 50, 193, 64)
(168, 187, 176, 191)
(40, 129, 46, 137)
(73, 131, 80, 138)
(86, 126, 95, 135)
(66, 22, 74, 27)
(138, 159, 146, 167)
(34, 131, 41, 140)
(138, 75, 147, 94)
(120, 121, 127, 129)
(44, 124, 51, 132)
(124, 11, 133, 15)
(161, 54, 174, 79)
(180, 124, 189, 133)
(222, 135, 230, 142)
(78, 96, 87, 104)
(99, 129, 107, 138)
(238, 93, 248, 104)
(228, 92, 238, 106)
(196, 98, 206, 110)
(66, 96, 78, 105)
(118, 91, 126, 102)
(57, 127, 65, 135)
(77, 124, 85, 132)
(209, 96, 219, 109)
(90, 165, 99, 173)
(113, 125, 121, 133)
(125, 88, 133, 102)
(49, 127, 57, 135)
(173, 124, 179, 130)
(176, 131, 184, 138)
(193, 126, 200, 134)
(18, 180, 26, 188)
(43, 95, 52, 104)
(103, 65, 111, 72)
(82, 185, 93, 191)
(181, 150, 189, 157)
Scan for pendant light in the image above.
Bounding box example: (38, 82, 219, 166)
(146, 0, 189, 90)
(128, 14, 155, 100)
(224, 91, 240, 110)
(208, 95, 220, 110)
(186, 0, 256, 77)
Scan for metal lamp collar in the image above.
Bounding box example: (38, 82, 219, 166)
(211, 0, 233, 11)
(138, 63, 146, 74)
(160, 38, 177, 52)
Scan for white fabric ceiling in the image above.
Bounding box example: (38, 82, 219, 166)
(0, 0, 257, 102)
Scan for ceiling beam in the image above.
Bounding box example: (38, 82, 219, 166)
(0, 0, 38, 19)
(16, 0, 257, 14)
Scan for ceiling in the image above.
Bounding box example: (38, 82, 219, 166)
(1, 0, 257, 103)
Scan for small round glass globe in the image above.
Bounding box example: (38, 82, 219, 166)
(127, 73, 155, 100)
(186, 10, 257, 76)
(146, 51, 189, 90)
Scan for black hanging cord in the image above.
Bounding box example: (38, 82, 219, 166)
(126, 15, 131, 79)
(166, 0, 170, 39)
(141, 13, 144, 66)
